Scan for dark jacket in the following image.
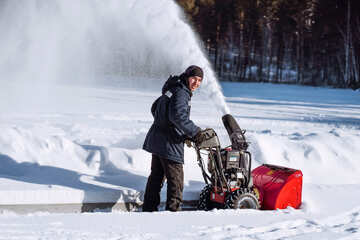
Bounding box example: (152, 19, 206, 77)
(143, 75, 200, 163)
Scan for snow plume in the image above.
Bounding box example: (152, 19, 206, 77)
(0, 0, 230, 115)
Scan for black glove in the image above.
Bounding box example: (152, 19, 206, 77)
(184, 139, 192, 148)
(193, 129, 208, 146)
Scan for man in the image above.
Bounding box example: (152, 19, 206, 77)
(142, 65, 207, 212)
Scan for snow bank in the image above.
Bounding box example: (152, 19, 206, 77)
(0, 127, 90, 174)
(249, 128, 360, 184)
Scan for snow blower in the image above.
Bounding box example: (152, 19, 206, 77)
(194, 114, 303, 211)
(195, 114, 260, 210)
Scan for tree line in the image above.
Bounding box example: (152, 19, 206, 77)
(176, 0, 360, 89)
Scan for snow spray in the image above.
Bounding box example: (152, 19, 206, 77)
(0, 0, 230, 114)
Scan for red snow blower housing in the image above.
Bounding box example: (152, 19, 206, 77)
(252, 164, 303, 210)
(195, 114, 303, 210)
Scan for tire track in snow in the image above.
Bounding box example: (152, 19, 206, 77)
(1, 208, 360, 240)
(185, 208, 360, 240)
(0, 226, 158, 240)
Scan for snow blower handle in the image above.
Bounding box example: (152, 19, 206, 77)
(193, 128, 220, 149)
(184, 128, 217, 149)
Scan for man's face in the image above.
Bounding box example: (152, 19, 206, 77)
(188, 76, 202, 92)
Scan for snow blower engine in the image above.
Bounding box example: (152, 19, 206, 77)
(195, 114, 260, 210)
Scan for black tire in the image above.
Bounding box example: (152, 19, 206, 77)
(224, 188, 260, 210)
(197, 184, 213, 211)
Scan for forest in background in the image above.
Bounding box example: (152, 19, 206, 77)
(176, 0, 360, 89)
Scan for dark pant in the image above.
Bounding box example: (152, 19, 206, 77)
(142, 154, 184, 212)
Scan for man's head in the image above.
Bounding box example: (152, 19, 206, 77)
(184, 65, 203, 92)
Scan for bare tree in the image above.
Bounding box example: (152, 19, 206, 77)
(344, 0, 351, 85)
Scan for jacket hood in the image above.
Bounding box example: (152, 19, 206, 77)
(162, 75, 191, 95)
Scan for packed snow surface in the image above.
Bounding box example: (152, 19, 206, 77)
(0, 81, 360, 239)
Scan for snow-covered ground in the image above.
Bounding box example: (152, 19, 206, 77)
(0, 81, 359, 239)
(2, 0, 359, 238)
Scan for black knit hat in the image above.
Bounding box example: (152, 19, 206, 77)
(184, 65, 203, 79)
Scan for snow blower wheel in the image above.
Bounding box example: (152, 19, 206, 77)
(197, 184, 213, 211)
(225, 189, 260, 209)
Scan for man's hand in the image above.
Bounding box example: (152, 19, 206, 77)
(193, 129, 208, 146)
(184, 139, 192, 148)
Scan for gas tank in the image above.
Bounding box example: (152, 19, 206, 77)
(252, 164, 303, 210)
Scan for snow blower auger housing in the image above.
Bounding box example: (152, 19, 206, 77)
(195, 114, 260, 210)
